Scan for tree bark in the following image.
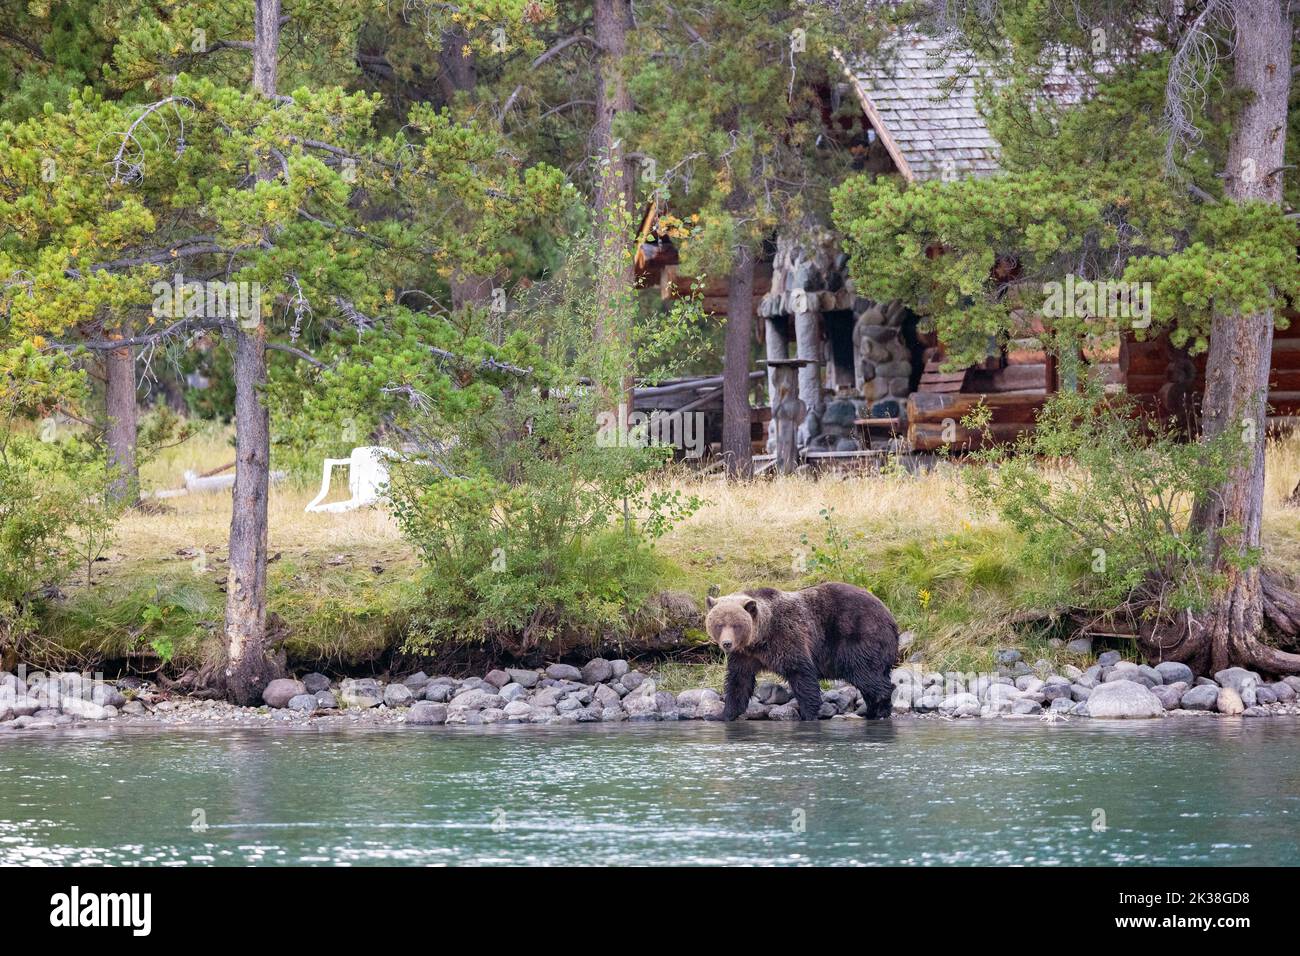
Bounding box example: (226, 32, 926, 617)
(1145, 0, 1300, 675)
(223, 0, 281, 704)
(592, 0, 636, 408)
(722, 241, 756, 477)
(104, 329, 138, 506)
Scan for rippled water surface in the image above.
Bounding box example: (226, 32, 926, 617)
(2, 720, 1298, 865)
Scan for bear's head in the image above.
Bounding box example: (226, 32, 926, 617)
(705, 594, 759, 653)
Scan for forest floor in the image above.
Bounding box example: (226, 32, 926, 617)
(34, 423, 1300, 689)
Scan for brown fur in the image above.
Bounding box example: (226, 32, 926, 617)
(706, 582, 898, 720)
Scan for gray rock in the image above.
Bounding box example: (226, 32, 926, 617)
(503, 700, 533, 720)
(60, 697, 112, 721)
(1268, 681, 1297, 702)
(610, 659, 630, 678)
(1137, 665, 1164, 686)
(383, 684, 415, 708)
(1214, 668, 1259, 707)
(556, 697, 583, 713)
(581, 658, 615, 684)
(505, 668, 540, 688)
(1085, 680, 1164, 719)
(499, 682, 528, 703)
(756, 682, 792, 705)
(692, 698, 725, 720)
(1154, 661, 1194, 686)
(401, 671, 431, 692)
(423, 682, 454, 703)
(897, 630, 915, 653)
(122, 700, 147, 716)
(449, 689, 503, 712)
(92, 684, 127, 708)
(1012, 698, 1042, 715)
(262, 678, 306, 709)
(287, 694, 318, 712)
(1070, 683, 1092, 702)
(1255, 685, 1278, 705)
(621, 671, 647, 692)
(768, 701, 802, 721)
(314, 691, 338, 709)
(601, 706, 628, 722)
(1041, 679, 1072, 702)
(1180, 684, 1220, 711)
(1049, 696, 1074, 713)
(1195, 676, 1219, 687)
(483, 669, 510, 689)
(1016, 676, 1044, 693)
(340, 678, 384, 708)
(1065, 637, 1093, 655)
(654, 691, 679, 720)
(302, 672, 331, 694)
(1097, 651, 1122, 667)
(1243, 706, 1273, 718)
(744, 699, 770, 720)
(677, 688, 722, 709)
(624, 692, 660, 720)
(407, 701, 448, 725)
(1151, 684, 1184, 710)
(1284, 676, 1300, 693)
(531, 687, 562, 708)
(545, 663, 583, 681)
(994, 648, 1021, 665)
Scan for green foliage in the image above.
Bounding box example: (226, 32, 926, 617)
(965, 383, 1245, 620)
(0, 433, 119, 659)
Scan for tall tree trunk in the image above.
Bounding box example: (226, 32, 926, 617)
(592, 0, 636, 407)
(1148, 0, 1300, 675)
(104, 328, 138, 506)
(223, 0, 281, 704)
(722, 241, 756, 477)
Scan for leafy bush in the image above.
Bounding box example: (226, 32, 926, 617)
(0, 433, 120, 664)
(391, 385, 700, 655)
(963, 383, 1243, 622)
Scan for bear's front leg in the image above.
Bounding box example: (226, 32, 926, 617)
(785, 661, 824, 721)
(722, 655, 760, 720)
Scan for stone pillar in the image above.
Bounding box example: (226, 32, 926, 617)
(794, 308, 821, 446)
(765, 316, 789, 453)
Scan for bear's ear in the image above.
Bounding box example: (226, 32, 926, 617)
(706, 595, 717, 610)
(743, 598, 758, 618)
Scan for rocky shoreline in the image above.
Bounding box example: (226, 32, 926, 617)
(3, 648, 1299, 732)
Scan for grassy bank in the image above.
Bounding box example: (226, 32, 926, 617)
(32, 424, 1300, 679)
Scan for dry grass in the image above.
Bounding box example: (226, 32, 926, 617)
(38, 424, 1300, 674)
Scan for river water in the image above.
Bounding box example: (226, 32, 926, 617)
(2, 720, 1297, 866)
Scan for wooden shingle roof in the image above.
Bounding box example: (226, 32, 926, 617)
(844, 33, 1001, 183)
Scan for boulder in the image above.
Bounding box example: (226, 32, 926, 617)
(1070, 683, 1092, 702)
(1151, 684, 1185, 711)
(449, 689, 503, 712)
(287, 694, 318, 713)
(1153, 661, 1194, 686)
(401, 671, 431, 692)
(1097, 651, 1122, 667)
(994, 649, 1022, 665)
(314, 691, 338, 710)
(1065, 637, 1093, 655)
(581, 658, 615, 684)
(483, 669, 511, 689)
(60, 697, 112, 721)
(1255, 685, 1278, 705)
(302, 672, 332, 694)
(339, 678, 384, 709)
(756, 682, 792, 705)
(1214, 668, 1259, 707)
(1085, 680, 1164, 719)
(1180, 684, 1219, 711)
(1216, 687, 1245, 716)
(505, 668, 540, 688)
(545, 663, 583, 682)
(610, 660, 630, 678)
(91, 684, 127, 708)
(383, 684, 415, 708)
(503, 700, 533, 720)
(262, 679, 306, 709)
(406, 702, 448, 725)
(499, 682, 528, 703)
(1041, 679, 1072, 702)
(1268, 681, 1296, 702)
(423, 682, 454, 703)
(1011, 698, 1042, 715)
(768, 701, 802, 720)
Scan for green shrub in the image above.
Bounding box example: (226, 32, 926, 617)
(964, 382, 1243, 622)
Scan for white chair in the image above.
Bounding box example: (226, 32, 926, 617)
(304, 446, 399, 513)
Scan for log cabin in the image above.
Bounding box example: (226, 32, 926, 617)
(634, 32, 1300, 463)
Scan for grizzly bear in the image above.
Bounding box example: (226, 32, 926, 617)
(705, 582, 898, 720)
